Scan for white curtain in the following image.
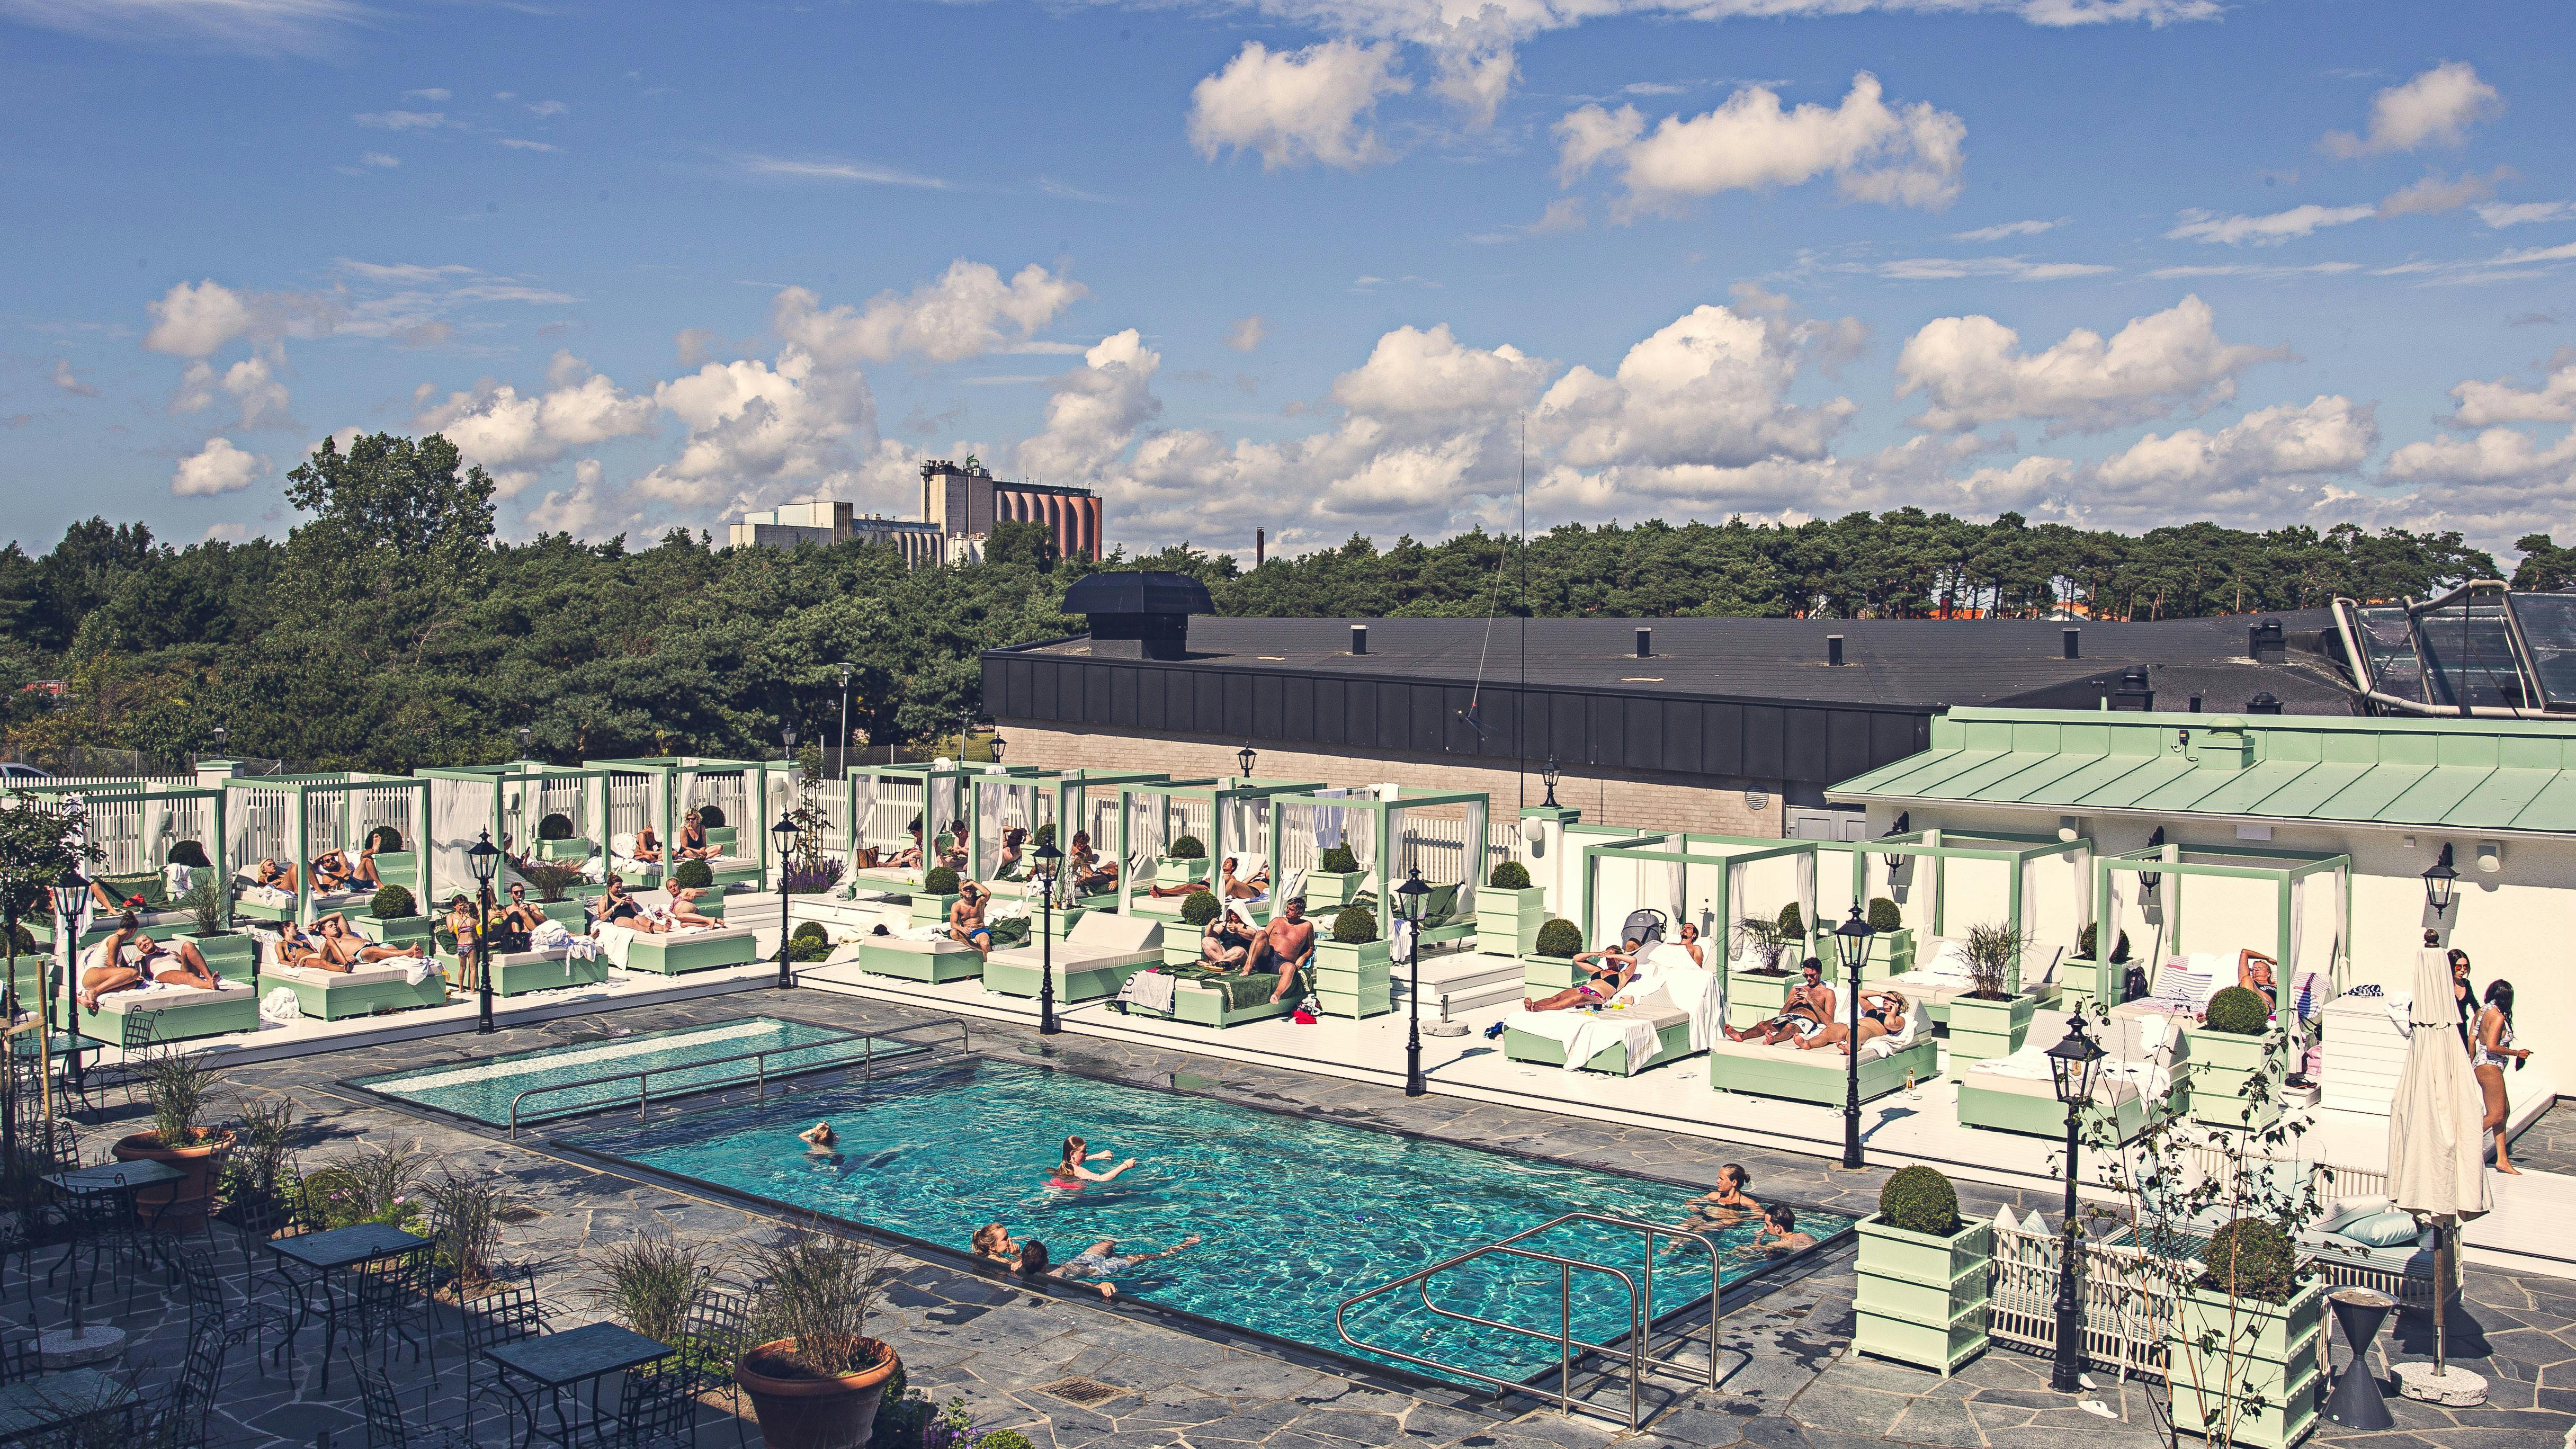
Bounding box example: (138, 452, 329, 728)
(1795, 849, 1817, 945)
(852, 775, 881, 851)
(431, 778, 496, 909)
(1311, 788, 1347, 853)
(765, 767, 795, 860)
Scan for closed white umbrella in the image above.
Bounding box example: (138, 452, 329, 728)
(2385, 945, 2490, 1389)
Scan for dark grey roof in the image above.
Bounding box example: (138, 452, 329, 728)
(1023, 612, 2358, 714)
(1059, 571, 1213, 616)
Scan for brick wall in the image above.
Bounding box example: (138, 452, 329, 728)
(991, 721, 1785, 838)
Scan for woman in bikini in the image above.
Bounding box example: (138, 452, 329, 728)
(1685, 1164, 1760, 1226)
(253, 858, 299, 892)
(78, 914, 221, 1006)
(1045, 1135, 1134, 1191)
(2475, 981, 2531, 1174)
(1800, 988, 1909, 1053)
(631, 827, 665, 865)
(995, 828, 1028, 880)
(2236, 949, 2279, 1012)
(305, 914, 424, 968)
(1068, 831, 1117, 895)
(676, 810, 721, 862)
(666, 887, 720, 929)
(970, 1223, 1023, 1273)
(1518, 937, 1641, 1014)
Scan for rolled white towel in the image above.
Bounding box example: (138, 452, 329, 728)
(260, 986, 303, 1024)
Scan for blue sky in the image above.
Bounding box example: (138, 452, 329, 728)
(4, 0, 2574, 559)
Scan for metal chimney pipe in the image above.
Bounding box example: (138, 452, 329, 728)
(1828, 634, 1845, 667)
(2063, 628, 2081, 659)
(1635, 627, 1652, 658)
(1350, 624, 1368, 655)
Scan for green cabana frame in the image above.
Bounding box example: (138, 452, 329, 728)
(585, 756, 796, 888)
(20, 780, 230, 945)
(421, 763, 619, 900)
(1808, 829, 2098, 992)
(1269, 786, 1492, 943)
(1114, 776, 1321, 917)
(2090, 842, 2352, 1001)
(964, 766, 1153, 887)
(222, 773, 429, 924)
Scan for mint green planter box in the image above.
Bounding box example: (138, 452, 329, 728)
(1725, 968, 1795, 1031)
(1301, 870, 1365, 909)
(1944, 991, 2037, 1076)
(1504, 1018, 1694, 1075)
(2060, 954, 2107, 1007)
(909, 892, 962, 926)
(858, 938, 985, 984)
(1473, 887, 1548, 958)
(1155, 858, 1210, 889)
(685, 892, 729, 922)
(537, 900, 591, 929)
(270, 965, 447, 1021)
(354, 914, 433, 951)
(535, 838, 593, 862)
(708, 863, 761, 889)
(703, 826, 738, 848)
(1863, 927, 1914, 983)
(1522, 953, 1581, 992)
(1710, 1036, 1937, 1105)
(1854, 1214, 1991, 1376)
(368, 851, 421, 894)
(1312, 937, 1391, 1018)
(1955, 1071, 2173, 1144)
(2169, 1281, 2322, 1449)
(2182, 1024, 2284, 1131)
(179, 932, 259, 986)
(624, 928, 759, 976)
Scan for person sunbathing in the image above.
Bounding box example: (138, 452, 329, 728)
(595, 879, 646, 928)
(2237, 949, 2279, 1010)
(631, 827, 664, 865)
(1522, 938, 1641, 1014)
(1246, 897, 1319, 1004)
(1214, 856, 1269, 902)
(78, 915, 220, 1005)
(667, 887, 720, 929)
(1724, 959, 1836, 1044)
(496, 883, 549, 941)
(1799, 989, 1909, 1054)
(1067, 831, 1117, 895)
(252, 858, 299, 892)
(675, 809, 722, 862)
(309, 848, 380, 895)
(994, 827, 1029, 880)
(310, 914, 425, 967)
(949, 882, 995, 957)
(1200, 911, 1256, 969)
(87, 877, 148, 913)
(1676, 921, 1706, 968)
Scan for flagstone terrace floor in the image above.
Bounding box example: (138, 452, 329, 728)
(17, 986, 2571, 1448)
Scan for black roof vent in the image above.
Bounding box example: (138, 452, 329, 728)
(1060, 571, 1213, 660)
(2246, 691, 2283, 715)
(2249, 618, 2287, 664)
(2112, 665, 2155, 712)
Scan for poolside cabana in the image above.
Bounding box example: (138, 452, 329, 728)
(1269, 785, 1491, 946)
(21, 780, 229, 948)
(965, 766, 1161, 892)
(840, 761, 980, 891)
(1808, 828, 2096, 998)
(1114, 776, 1320, 922)
(585, 756, 798, 889)
(222, 773, 428, 924)
(421, 763, 620, 908)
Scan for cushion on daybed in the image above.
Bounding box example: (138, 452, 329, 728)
(266, 961, 423, 990)
(89, 980, 256, 1014)
(1962, 1063, 2144, 1107)
(874, 936, 977, 958)
(1161, 965, 1283, 1009)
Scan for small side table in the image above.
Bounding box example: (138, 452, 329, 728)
(2324, 1286, 2398, 1430)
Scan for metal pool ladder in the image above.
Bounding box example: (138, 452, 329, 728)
(503, 1015, 973, 1137)
(1335, 1211, 1724, 1429)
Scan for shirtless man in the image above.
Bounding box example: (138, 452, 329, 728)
(1213, 856, 1268, 902)
(496, 883, 549, 941)
(1723, 958, 1836, 1044)
(667, 887, 721, 929)
(950, 882, 996, 957)
(1675, 921, 1706, 968)
(1247, 897, 1318, 1004)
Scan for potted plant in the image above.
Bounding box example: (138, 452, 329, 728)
(1725, 917, 1795, 1030)
(2169, 1217, 2322, 1449)
(738, 1226, 904, 1449)
(112, 1046, 235, 1230)
(2184, 987, 2285, 1131)
(1310, 904, 1391, 1018)
(174, 872, 256, 983)
(910, 865, 963, 926)
(2067, 923, 2133, 1005)
(1774, 901, 1806, 954)
(1854, 1164, 1990, 1376)
(1155, 834, 1210, 888)
(534, 812, 591, 861)
(1303, 844, 1365, 908)
(1945, 922, 2035, 1075)
(1522, 916, 1583, 992)
(515, 861, 597, 926)
(1864, 896, 1912, 979)
(1474, 860, 1547, 958)
(353, 883, 432, 949)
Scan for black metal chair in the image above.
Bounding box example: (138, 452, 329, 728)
(681, 1286, 759, 1448)
(0, 1335, 38, 1386)
(46, 1170, 153, 1318)
(603, 1356, 698, 1449)
(348, 1246, 439, 1384)
(226, 1191, 324, 1379)
(156, 1320, 227, 1449)
(176, 1244, 265, 1384)
(354, 1362, 479, 1449)
(458, 1267, 548, 1439)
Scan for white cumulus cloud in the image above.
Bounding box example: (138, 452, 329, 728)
(1332, 324, 1551, 418)
(2165, 204, 2376, 246)
(1556, 73, 1964, 214)
(772, 261, 1086, 366)
(2448, 357, 2576, 426)
(2092, 396, 2377, 502)
(172, 437, 267, 497)
(1224, 316, 1267, 353)
(1187, 39, 1410, 171)
(1895, 295, 2289, 434)
(415, 354, 658, 496)
(2322, 61, 2500, 157)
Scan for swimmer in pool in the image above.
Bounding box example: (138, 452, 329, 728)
(970, 1223, 1024, 1272)
(1045, 1134, 1133, 1189)
(1751, 1203, 1815, 1254)
(798, 1122, 838, 1155)
(1017, 1235, 1200, 1300)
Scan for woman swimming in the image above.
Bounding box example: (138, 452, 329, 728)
(1685, 1164, 1760, 1225)
(798, 1121, 839, 1156)
(1045, 1134, 1134, 1190)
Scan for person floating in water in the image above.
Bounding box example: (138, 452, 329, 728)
(1045, 1134, 1133, 1190)
(1018, 1235, 1199, 1299)
(798, 1122, 838, 1156)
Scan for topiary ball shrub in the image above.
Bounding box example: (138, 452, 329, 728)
(1331, 905, 1379, 944)
(1866, 896, 1901, 933)
(1488, 861, 1532, 891)
(923, 865, 961, 897)
(2108, 928, 2132, 963)
(1775, 902, 1805, 940)
(2199, 1218, 2298, 1304)
(2203, 985, 2271, 1035)
(696, 805, 727, 829)
(1167, 834, 1206, 861)
(1320, 844, 1359, 875)
(1534, 918, 1582, 959)
(365, 826, 406, 853)
(2078, 923, 2098, 958)
(1034, 822, 1056, 847)
(169, 839, 212, 869)
(537, 813, 574, 840)
(369, 885, 417, 921)
(1179, 889, 1221, 927)
(789, 922, 834, 962)
(672, 860, 715, 891)
(1877, 1163, 1961, 1237)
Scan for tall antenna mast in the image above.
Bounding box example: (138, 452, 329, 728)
(1518, 413, 1528, 812)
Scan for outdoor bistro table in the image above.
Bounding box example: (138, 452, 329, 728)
(0, 1367, 130, 1444)
(46, 1159, 186, 1292)
(482, 1321, 674, 1449)
(267, 1221, 433, 1394)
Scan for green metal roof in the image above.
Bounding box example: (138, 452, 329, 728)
(1827, 708, 2576, 835)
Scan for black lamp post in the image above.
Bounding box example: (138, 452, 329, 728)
(1396, 869, 1431, 1095)
(467, 831, 500, 1034)
(2422, 843, 2458, 917)
(988, 731, 1006, 767)
(836, 663, 854, 778)
(2044, 1014, 2106, 1394)
(52, 869, 87, 1090)
(1832, 904, 1876, 1168)
(1540, 755, 1561, 809)
(1237, 744, 1257, 780)
(1034, 839, 1062, 1034)
(209, 724, 227, 759)
(1881, 810, 1911, 883)
(773, 811, 801, 989)
(518, 726, 533, 761)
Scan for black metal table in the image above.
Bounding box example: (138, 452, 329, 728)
(46, 1160, 186, 1297)
(482, 1321, 673, 1449)
(267, 1222, 432, 1394)
(0, 1367, 129, 1445)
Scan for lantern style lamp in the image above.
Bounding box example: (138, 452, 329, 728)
(1832, 904, 1877, 1169)
(2422, 843, 2458, 917)
(2140, 826, 2167, 902)
(467, 830, 501, 1033)
(1398, 869, 1432, 1096)
(1541, 755, 1562, 810)
(209, 724, 227, 757)
(1034, 839, 1063, 1034)
(2044, 1015, 2107, 1393)
(772, 813, 802, 989)
(518, 726, 533, 761)
(53, 867, 90, 1087)
(1880, 810, 1911, 881)
(1237, 744, 1257, 780)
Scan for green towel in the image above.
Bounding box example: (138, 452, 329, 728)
(96, 872, 169, 908)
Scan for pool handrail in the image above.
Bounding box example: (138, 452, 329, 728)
(1335, 1210, 1724, 1429)
(503, 1015, 973, 1137)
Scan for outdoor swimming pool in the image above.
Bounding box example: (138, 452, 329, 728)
(570, 1060, 1848, 1386)
(354, 1017, 916, 1127)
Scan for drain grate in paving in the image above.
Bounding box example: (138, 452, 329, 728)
(1035, 1378, 1128, 1408)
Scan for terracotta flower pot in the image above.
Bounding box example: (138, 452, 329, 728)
(111, 1128, 235, 1231)
(737, 1336, 899, 1449)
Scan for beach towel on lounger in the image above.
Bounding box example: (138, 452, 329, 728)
(1117, 969, 1177, 1015)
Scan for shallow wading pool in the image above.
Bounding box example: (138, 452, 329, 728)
(565, 1060, 1848, 1385)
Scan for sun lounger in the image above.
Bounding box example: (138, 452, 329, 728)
(1707, 998, 1936, 1105)
(263, 960, 448, 1020)
(855, 934, 986, 983)
(1955, 1049, 2167, 1143)
(985, 912, 1163, 1003)
(618, 923, 759, 975)
(78, 979, 260, 1044)
(1503, 944, 1721, 1075)
(1121, 963, 1300, 1027)
(436, 942, 610, 996)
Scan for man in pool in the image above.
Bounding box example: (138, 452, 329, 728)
(949, 882, 995, 958)
(798, 1121, 838, 1156)
(1019, 1235, 1200, 1299)
(1245, 896, 1318, 1004)
(1750, 1203, 1814, 1254)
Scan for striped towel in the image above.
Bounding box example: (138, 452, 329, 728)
(2150, 961, 2210, 1007)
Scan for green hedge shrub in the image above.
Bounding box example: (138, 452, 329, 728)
(789, 922, 835, 962)
(1488, 861, 1532, 891)
(1320, 844, 1359, 874)
(363, 826, 404, 853)
(1034, 822, 1055, 847)
(978, 1433, 1034, 1449)
(672, 860, 714, 891)
(1775, 902, 1804, 940)
(538, 813, 574, 840)
(1878, 1164, 1961, 1237)
(923, 865, 960, 897)
(2203, 985, 2270, 1035)
(1866, 896, 1901, 933)
(2200, 1218, 2298, 1303)
(369, 885, 417, 920)
(1534, 918, 1581, 959)
(696, 805, 727, 829)
(1179, 889, 1221, 926)
(1331, 905, 1379, 944)
(1167, 834, 1205, 860)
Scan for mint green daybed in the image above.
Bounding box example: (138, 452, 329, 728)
(1505, 1014, 1696, 1075)
(1122, 965, 1299, 1028)
(437, 943, 610, 997)
(622, 924, 760, 975)
(1707, 1033, 1938, 1105)
(79, 981, 261, 1045)
(265, 960, 448, 1021)
(856, 936, 986, 984)
(985, 913, 1162, 1003)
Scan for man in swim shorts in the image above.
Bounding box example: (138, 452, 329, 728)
(1246, 897, 1318, 1004)
(949, 882, 995, 957)
(1041, 1234, 1202, 1298)
(1724, 958, 1836, 1044)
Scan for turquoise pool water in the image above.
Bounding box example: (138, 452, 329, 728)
(354, 1017, 914, 1126)
(570, 1061, 1846, 1385)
